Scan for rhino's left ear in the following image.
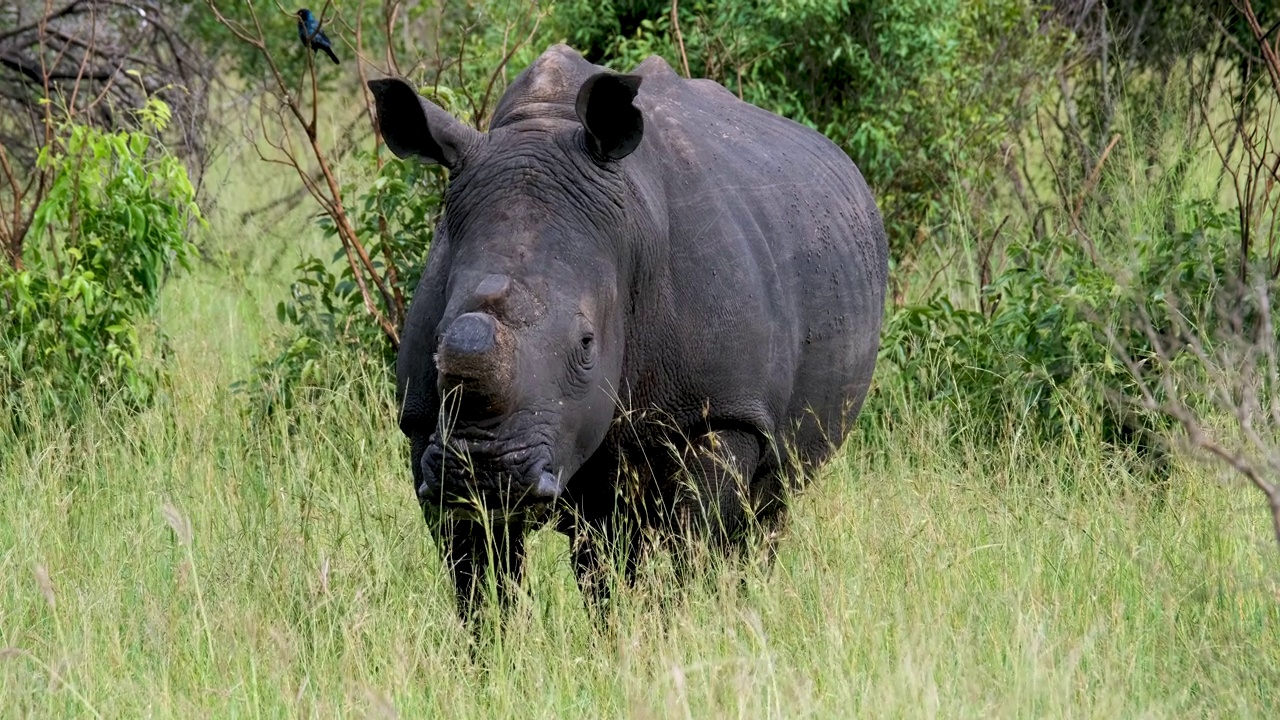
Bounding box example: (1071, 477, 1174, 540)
(368, 77, 481, 169)
(575, 72, 644, 161)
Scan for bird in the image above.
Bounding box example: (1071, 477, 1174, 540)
(295, 9, 339, 65)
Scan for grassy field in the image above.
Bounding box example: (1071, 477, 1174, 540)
(3, 99, 1280, 719)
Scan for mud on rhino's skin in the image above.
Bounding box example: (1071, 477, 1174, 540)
(369, 43, 889, 620)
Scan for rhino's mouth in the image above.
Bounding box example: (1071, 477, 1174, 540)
(419, 429, 562, 516)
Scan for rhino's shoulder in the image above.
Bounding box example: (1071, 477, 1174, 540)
(629, 57, 822, 163)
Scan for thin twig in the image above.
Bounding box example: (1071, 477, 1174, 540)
(1071, 132, 1121, 224)
(205, 0, 401, 346)
(671, 0, 691, 78)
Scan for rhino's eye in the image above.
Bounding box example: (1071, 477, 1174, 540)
(575, 333, 597, 373)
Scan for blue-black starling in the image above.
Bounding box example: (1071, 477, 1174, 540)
(296, 9, 339, 65)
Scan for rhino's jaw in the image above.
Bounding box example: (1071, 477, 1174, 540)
(418, 430, 563, 516)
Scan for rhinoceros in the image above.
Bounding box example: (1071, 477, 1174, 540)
(369, 44, 887, 620)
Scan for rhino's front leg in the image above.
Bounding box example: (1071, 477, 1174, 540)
(438, 516, 527, 626)
(670, 427, 764, 559)
(568, 510, 643, 621)
(561, 446, 645, 621)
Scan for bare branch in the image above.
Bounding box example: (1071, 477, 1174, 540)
(671, 0, 691, 79)
(205, 0, 401, 346)
(1114, 271, 1280, 553)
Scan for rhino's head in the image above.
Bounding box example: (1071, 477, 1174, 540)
(369, 63, 648, 515)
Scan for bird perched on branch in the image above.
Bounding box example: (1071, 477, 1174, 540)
(295, 9, 339, 65)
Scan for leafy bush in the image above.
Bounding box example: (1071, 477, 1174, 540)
(870, 199, 1236, 478)
(0, 98, 200, 414)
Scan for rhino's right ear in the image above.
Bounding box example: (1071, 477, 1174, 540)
(576, 72, 644, 161)
(368, 77, 480, 169)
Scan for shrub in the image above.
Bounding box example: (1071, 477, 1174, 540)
(0, 98, 201, 415)
(870, 199, 1236, 480)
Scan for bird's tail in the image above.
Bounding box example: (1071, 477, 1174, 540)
(322, 45, 340, 65)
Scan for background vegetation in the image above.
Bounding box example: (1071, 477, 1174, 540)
(3, 0, 1280, 716)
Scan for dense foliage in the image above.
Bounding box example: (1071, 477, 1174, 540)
(0, 99, 201, 415)
(871, 200, 1236, 473)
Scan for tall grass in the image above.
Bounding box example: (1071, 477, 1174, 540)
(2, 297, 1279, 716)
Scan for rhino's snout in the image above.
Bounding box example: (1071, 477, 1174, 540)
(437, 311, 514, 417)
(417, 438, 563, 511)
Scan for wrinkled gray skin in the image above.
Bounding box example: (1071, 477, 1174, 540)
(369, 45, 887, 622)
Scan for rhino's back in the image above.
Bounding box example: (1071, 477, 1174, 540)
(627, 56, 888, 463)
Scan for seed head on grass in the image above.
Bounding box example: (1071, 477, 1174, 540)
(33, 563, 55, 609)
(161, 500, 193, 546)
